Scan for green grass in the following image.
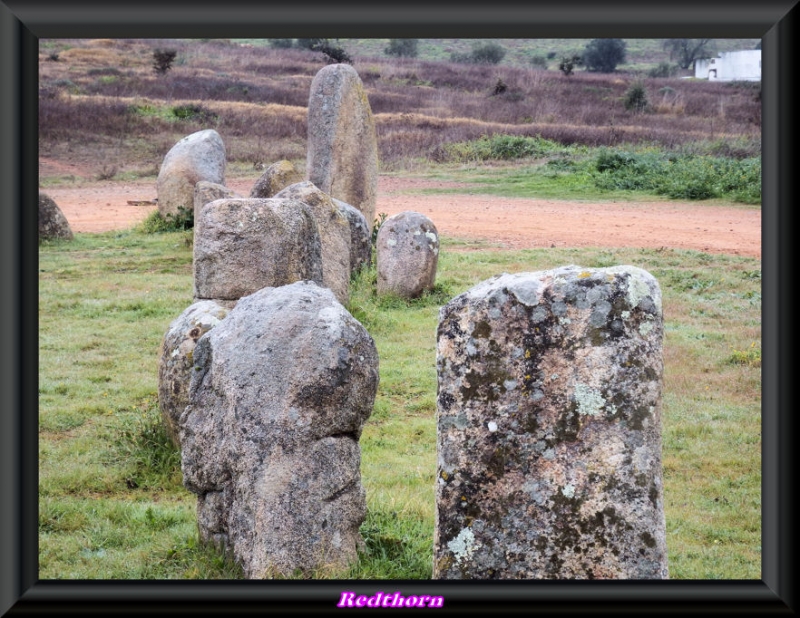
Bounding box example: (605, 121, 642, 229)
(39, 227, 761, 580)
(430, 136, 761, 204)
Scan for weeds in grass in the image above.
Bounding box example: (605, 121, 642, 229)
(727, 342, 761, 367)
(114, 395, 182, 490)
(137, 206, 194, 233)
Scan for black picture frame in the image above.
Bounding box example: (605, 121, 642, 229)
(2, 1, 795, 614)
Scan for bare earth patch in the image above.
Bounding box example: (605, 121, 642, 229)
(40, 162, 760, 259)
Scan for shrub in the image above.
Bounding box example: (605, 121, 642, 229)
(138, 206, 194, 233)
(592, 148, 761, 203)
(115, 397, 181, 489)
(470, 42, 506, 65)
(385, 39, 419, 58)
(297, 38, 352, 64)
(451, 42, 506, 65)
(171, 104, 218, 123)
(648, 62, 678, 78)
(492, 78, 508, 95)
(558, 55, 582, 76)
(582, 38, 626, 73)
(624, 81, 649, 113)
(530, 55, 548, 70)
(269, 39, 294, 49)
(152, 48, 177, 76)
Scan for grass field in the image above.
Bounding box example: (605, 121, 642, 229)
(39, 222, 761, 579)
(37, 36, 761, 581)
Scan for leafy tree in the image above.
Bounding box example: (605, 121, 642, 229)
(152, 49, 177, 76)
(663, 39, 715, 70)
(269, 39, 294, 49)
(582, 38, 626, 73)
(470, 42, 506, 65)
(451, 42, 506, 65)
(529, 55, 548, 69)
(296, 38, 325, 50)
(558, 55, 582, 76)
(624, 81, 649, 113)
(297, 38, 352, 64)
(385, 38, 419, 58)
(647, 62, 678, 78)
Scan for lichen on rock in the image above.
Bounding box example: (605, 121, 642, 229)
(434, 265, 668, 579)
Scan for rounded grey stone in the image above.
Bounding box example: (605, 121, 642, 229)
(157, 129, 226, 218)
(376, 211, 439, 299)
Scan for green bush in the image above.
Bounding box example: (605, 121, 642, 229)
(171, 104, 218, 123)
(648, 62, 678, 78)
(470, 42, 506, 65)
(269, 39, 294, 49)
(138, 206, 195, 233)
(592, 148, 761, 203)
(152, 49, 177, 76)
(442, 134, 572, 162)
(558, 55, 582, 76)
(115, 397, 181, 490)
(451, 42, 506, 65)
(385, 39, 419, 58)
(530, 55, 549, 69)
(624, 81, 649, 113)
(582, 38, 626, 73)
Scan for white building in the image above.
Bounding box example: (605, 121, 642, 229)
(694, 50, 761, 81)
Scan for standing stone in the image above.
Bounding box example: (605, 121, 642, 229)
(434, 265, 668, 579)
(157, 129, 226, 218)
(193, 198, 323, 302)
(38, 192, 73, 241)
(194, 181, 240, 218)
(250, 160, 303, 198)
(275, 181, 352, 305)
(376, 211, 439, 299)
(306, 64, 379, 231)
(157, 300, 230, 447)
(333, 197, 372, 275)
(180, 281, 379, 578)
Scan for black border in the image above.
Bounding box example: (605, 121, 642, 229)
(2, 1, 795, 615)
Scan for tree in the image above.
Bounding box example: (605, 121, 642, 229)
(663, 39, 715, 70)
(582, 38, 626, 73)
(451, 42, 506, 65)
(152, 48, 177, 76)
(296, 38, 352, 64)
(269, 39, 294, 49)
(470, 42, 506, 65)
(385, 38, 419, 58)
(558, 55, 582, 76)
(624, 81, 649, 113)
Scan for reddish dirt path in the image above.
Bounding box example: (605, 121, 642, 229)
(40, 166, 761, 259)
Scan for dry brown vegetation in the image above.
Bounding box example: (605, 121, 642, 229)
(39, 38, 760, 180)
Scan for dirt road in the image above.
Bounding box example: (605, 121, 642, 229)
(41, 171, 761, 259)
